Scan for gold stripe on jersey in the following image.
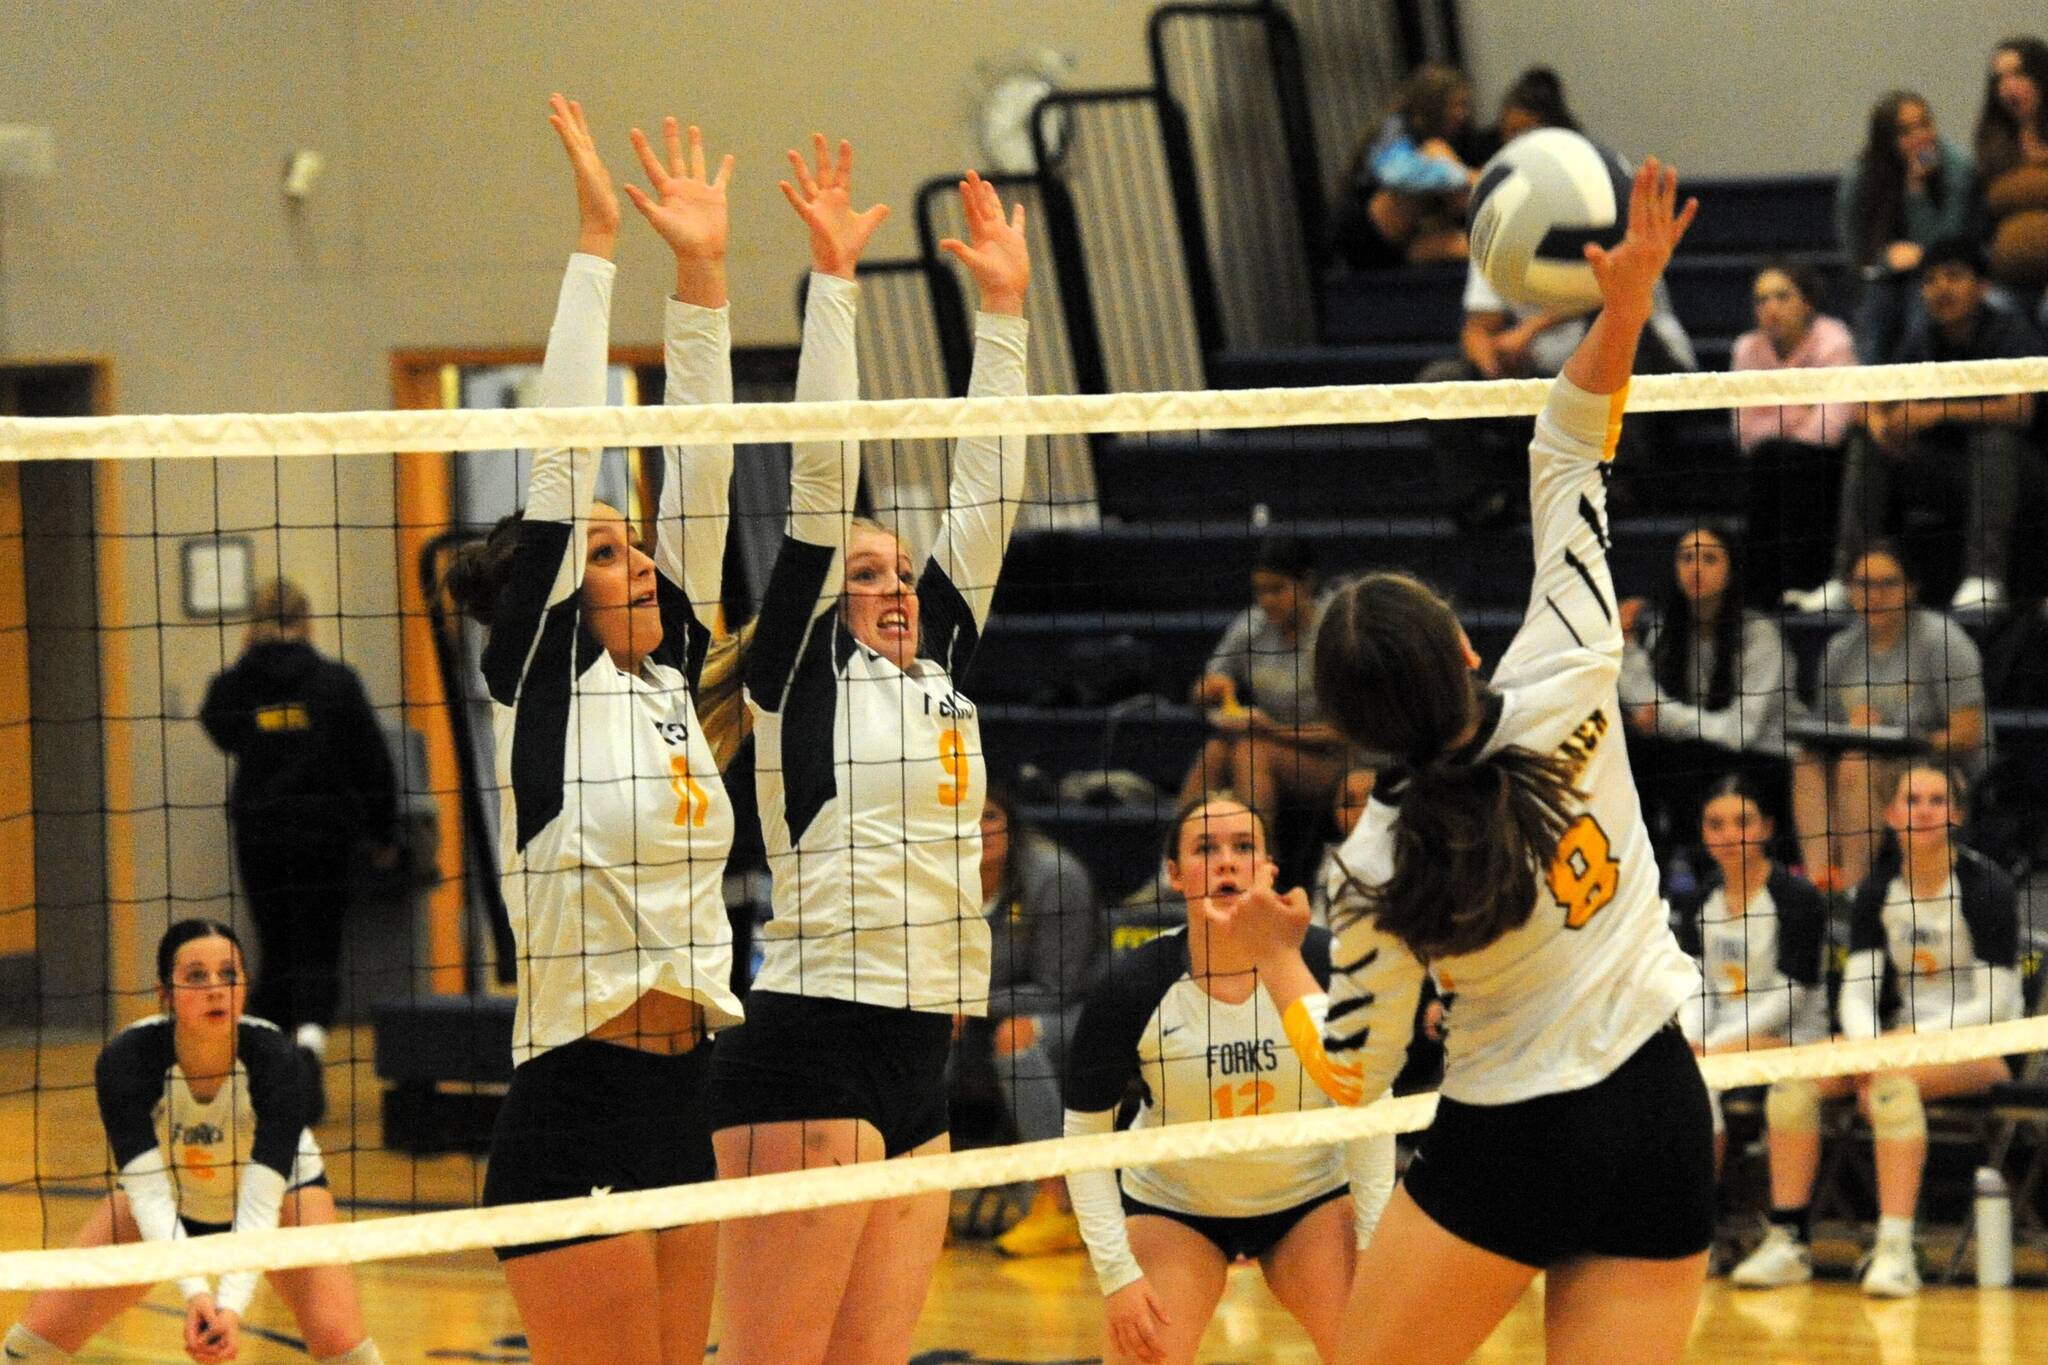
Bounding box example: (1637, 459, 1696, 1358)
(1599, 383, 1629, 462)
(1284, 997, 1363, 1106)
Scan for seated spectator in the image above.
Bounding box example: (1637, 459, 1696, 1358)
(1838, 90, 1977, 363)
(1791, 542, 1987, 891)
(1975, 37, 2048, 298)
(1307, 766, 1376, 929)
(1790, 237, 2045, 614)
(1673, 777, 1829, 1173)
(1331, 62, 1478, 269)
(1732, 264, 1859, 605)
(1622, 525, 1802, 876)
(1732, 764, 2020, 1298)
(1182, 537, 1350, 833)
(972, 785, 1103, 1257)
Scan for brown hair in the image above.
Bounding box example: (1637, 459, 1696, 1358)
(1314, 574, 1581, 958)
(1163, 790, 1268, 867)
(443, 513, 757, 773)
(247, 577, 311, 645)
(1976, 37, 2048, 181)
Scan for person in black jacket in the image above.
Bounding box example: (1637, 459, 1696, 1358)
(200, 578, 396, 1082)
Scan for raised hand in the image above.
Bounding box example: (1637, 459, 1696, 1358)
(548, 93, 621, 260)
(779, 133, 890, 281)
(624, 118, 733, 306)
(1226, 884, 1312, 961)
(1582, 156, 1696, 320)
(937, 170, 1030, 316)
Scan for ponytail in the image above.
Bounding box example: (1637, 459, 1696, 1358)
(441, 514, 524, 629)
(1315, 572, 1584, 959)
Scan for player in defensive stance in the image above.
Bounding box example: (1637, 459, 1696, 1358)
(1232, 159, 1712, 1364)
(443, 97, 746, 1363)
(1064, 795, 1394, 1365)
(707, 153, 1031, 1364)
(5, 920, 380, 1364)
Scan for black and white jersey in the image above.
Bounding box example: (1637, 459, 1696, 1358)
(96, 1015, 317, 1311)
(483, 254, 742, 1066)
(1840, 848, 2023, 1037)
(1673, 869, 1829, 1050)
(1065, 929, 1353, 1216)
(744, 275, 1028, 1014)
(1319, 377, 1702, 1107)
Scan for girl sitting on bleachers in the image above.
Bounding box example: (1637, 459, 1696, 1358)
(1331, 62, 1478, 269)
(1733, 762, 2022, 1298)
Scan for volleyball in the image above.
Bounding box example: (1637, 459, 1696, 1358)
(1468, 127, 1634, 311)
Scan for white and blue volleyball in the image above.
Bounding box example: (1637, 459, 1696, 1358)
(1468, 128, 1633, 311)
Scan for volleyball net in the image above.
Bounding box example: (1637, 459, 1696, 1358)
(1, 356, 2046, 1292)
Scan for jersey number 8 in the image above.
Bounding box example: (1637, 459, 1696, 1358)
(1548, 813, 1620, 929)
(670, 755, 710, 828)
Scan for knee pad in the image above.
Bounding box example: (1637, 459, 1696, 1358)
(1868, 1073, 1926, 1141)
(3, 1324, 71, 1361)
(1707, 1086, 1726, 1137)
(1765, 1078, 1822, 1135)
(316, 1342, 384, 1365)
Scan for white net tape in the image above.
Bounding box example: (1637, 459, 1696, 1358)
(2, 359, 2046, 461)
(3, 1017, 2043, 1290)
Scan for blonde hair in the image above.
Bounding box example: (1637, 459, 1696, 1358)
(247, 577, 311, 645)
(696, 620, 759, 773)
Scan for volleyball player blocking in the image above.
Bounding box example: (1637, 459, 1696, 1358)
(1231, 159, 1714, 1364)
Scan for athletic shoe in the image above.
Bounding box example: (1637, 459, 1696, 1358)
(1950, 576, 2005, 614)
(1783, 580, 1851, 614)
(994, 1201, 1083, 1258)
(1859, 1238, 1921, 1298)
(1730, 1225, 1813, 1288)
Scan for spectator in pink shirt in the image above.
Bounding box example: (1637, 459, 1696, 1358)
(1731, 263, 1858, 607)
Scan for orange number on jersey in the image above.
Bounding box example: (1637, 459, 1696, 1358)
(938, 727, 968, 807)
(669, 755, 709, 828)
(1912, 948, 1940, 978)
(181, 1147, 218, 1181)
(1211, 1079, 1277, 1119)
(1548, 813, 1620, 930)
(1720, 963, 1748, 998)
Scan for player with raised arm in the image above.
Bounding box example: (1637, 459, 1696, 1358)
(1064, 795, 1394, 1365)
(440, 96, 744, 1364)
(706, 148, 1030, 1365)
(5, 921, 379, 1365)
(1231, 160, 1712, 1364)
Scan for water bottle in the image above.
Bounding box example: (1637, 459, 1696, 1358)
(1975, 1166, 2014, 1289)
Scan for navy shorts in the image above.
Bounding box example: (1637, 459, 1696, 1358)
(178, 1172, 329, 1238)
(1121, 1184, 1349, 1262)
(1404, 1023, 1715, 1268)
(482, 1038, 716, 1261)
(708, 990, 953, 1157)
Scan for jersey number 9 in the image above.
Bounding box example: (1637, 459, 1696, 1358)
(1548, 813, 1620, 930)
(938, 727, 969, 807)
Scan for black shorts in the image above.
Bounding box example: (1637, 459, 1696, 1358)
(708, 990, 953, 1158)
(1405, 1023, 1714, 1269)
(482, 1037, 716, 1261)
(178, 1172, 330, 1238)
(1121, 1185, 1349, 1263)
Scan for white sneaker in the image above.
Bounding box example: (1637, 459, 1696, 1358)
(1860, 1237, 1921, 1298)
(1783, 580, 1850, 614)
(1731, 1225, 1813, 1288)
(1950, 576, 2005, 613)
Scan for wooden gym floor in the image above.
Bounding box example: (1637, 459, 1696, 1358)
(3, 1030, 2044, 1362)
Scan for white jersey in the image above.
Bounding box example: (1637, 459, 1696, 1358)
(744, 275, 1028, 1013)
(1321, 376, 1702, 1107)
(484, 254, 742, 1066)
(1065, 928, 1349, 1215)
(1839, 848, 2024, 1038)
(1675, 870, 1830, 1051)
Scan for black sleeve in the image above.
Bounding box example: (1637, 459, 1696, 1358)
(917, 560, 982, 683)
(1846, 875, 1889, 955)
(1957, 852, 2021, 968)
(743, 536, 837, 712)
(1061, 934, 1186, 1113)
(650, 573, 713, 688)
(1670, 888, 1706, 959)
(238, 1022, 310, 1179)
(1770, 870, 1829, 988)
(198, 662, 251, 754)
(95, 1022, 174, 1169)
(325, 663, 398, 840)
(478, 519, 590, 706)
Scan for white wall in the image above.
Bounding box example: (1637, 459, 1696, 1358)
(1461, 0, 2015, 175)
